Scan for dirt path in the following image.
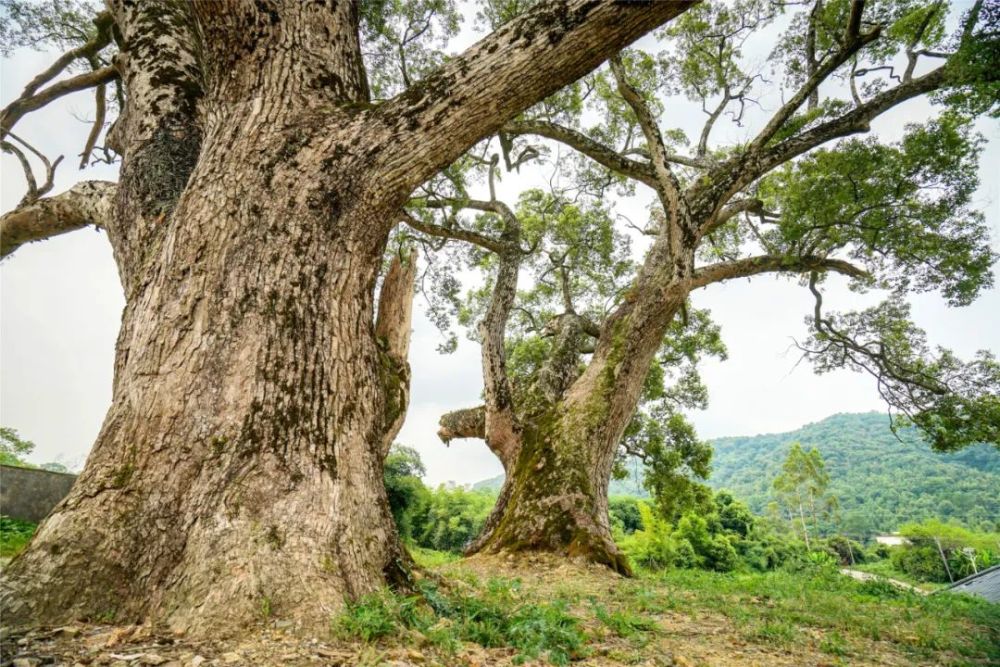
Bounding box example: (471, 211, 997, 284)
(839, 568, 928, 595)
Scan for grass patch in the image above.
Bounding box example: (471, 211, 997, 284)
(409, 545, 461, 568)
(592, 603, 658, 639)
(819, 630, 849, 656)
(642, 566, 1000, 663)
(335, 578, 586, 665)
(0, 516, 36, 559)
(333, 555, 998, 665)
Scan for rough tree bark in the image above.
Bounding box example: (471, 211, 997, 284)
(464, 219, 694, 574)
(0, 0, 693, 635)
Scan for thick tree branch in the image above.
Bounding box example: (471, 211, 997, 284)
(610, 55, 687, 223)
(805, 0, 823, 111)
(377, 0, 694, 199)
(376, 248, 419, 369)
(1, 10, 116, 140)
(700, 197, 766, 238)
(1, 181, 116, 258)
(759, 66, 946, 176)
(690, 254, 869, 289)
(424, 197, 518, 224)
(478, 243, 523, 469)
(747, 1, 880, 152)
(903, 2, 943, 83)
(375, 248, 419, 457)
(705, 64, 950, 209)
(102, 0, 203, 293)
(438, 406, 486, 442)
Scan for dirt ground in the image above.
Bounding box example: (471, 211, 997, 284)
(0, 556, 978, 666)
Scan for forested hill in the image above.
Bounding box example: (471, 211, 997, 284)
(473, 413, 999, 533)
(708, 412, 999, 533)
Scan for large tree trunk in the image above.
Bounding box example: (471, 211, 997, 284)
(0, 0, 693, 636)
(2, 104, 412, 637)
(468, 233, 694, 572)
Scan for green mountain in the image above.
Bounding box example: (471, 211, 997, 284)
(472, 413, 999, 533)
(708, 412, 999, 534)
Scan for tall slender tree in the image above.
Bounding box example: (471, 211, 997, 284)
(0, 0, 695, 635)
(772, 442, 837, 547)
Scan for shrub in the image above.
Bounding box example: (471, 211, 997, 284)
(823, 535, 866, 566)
(0, 516, 36, 558)
(891, 545, 950, 582)
(609, 496, 643, 536)
(618, 503, 677, 570)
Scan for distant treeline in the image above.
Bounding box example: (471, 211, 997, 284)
(709, 413, 999, 534)
(472, 413, 999, 535)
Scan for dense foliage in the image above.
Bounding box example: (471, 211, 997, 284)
(385, 445, 494, 554)
(889, 519, 1000, 583)
(0, 516, 36, 559)
(0, 427, 35, 467)
(615, 491, 819, 574)
(709, 413, 1000, 533)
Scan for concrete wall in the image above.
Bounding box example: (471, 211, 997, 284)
(0, 464, 77, 523)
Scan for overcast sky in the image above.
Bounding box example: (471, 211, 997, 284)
(2, 3, 997, 485)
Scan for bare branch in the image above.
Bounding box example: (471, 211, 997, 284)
(748, 1, 880, 152)
(401, 211, 511, 254)
(503, 118, 709, 183)
(79, 81, 107, 169)
(610, 55, 687, 219)
(698, 88, 731, 156)
(3, 132, 64, 207)
(1, 66, 119, 139)
(17, 11, 114, 100)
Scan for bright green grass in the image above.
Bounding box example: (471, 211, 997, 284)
(335, 577, 587, 665)
(339, 550, 999, 666)
(640, 567, 1000, 663)
(409, 544, 462, 568)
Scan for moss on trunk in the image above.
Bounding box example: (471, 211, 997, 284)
(468, 412, 632, 576)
